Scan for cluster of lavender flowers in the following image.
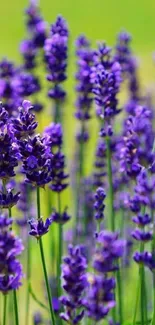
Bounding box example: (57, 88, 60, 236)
(1, 1, 155, 325)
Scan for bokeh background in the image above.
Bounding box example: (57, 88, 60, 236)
(0, 0, 155, 323)
(1, 0, 155, 80)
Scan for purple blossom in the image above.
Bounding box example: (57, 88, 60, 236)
(28, 217, 53, 239)
(0, 189, 20, 209)
(0, 215, 24, 293)
(83, 274, 115, 321)
(19, 134, 52, 187)
(51, 208, 71, 225)
(94, 187, 106, 221)
(12, 100, 38, 139)
(60, 245, 87, 324)
(44, 16, 69, 104)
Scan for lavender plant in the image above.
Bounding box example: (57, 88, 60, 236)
(1, 1, 155, 325)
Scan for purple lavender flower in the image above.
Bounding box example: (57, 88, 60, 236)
(60, 245, 87, 324)
(75, 35, 94, 122)
(94, 231, 126, 273)
(19, 134, 52, 187)
(114, 31, 139, 100)
(83, 274, 115, 321)
(51, 208, 71, 225)
(13, 72, 40, 97)
(0, 189, 20, 209)
(0, 127, 20, 180)
(0, 58, 15, 78)
(0, 214, 23, 293)
(28, 217, 53, 239)
(0, 102, 9, 128)
(20, 39, 37, 70)
(44, 122, 63, 149)
(91, 61, 121, 119)
(49, 151, 69, 192)
(25, 0, 47, 48)
(94, 187, 106, 220)
(12, 100, 38, 139)
(33, 311, 43, 325)
(44, 16, 69, 104)
(0, 59, 17, 114)
(93, 138, 107, 188)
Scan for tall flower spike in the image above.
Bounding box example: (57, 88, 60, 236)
(60, 245, 87, 324)
(44, 15, 69, 109)
(94, 187, 106, 221)
(19, 134, 52, 187)
(0, 126, 20, 180)
(0, 214, 24, 293)
(83, 274, 115, 321)
(91, 61, 122, 119)
(25, 0, 47, 48)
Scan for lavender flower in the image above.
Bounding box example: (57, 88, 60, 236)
(44, 15, 69, 105)
(51, 208, 71, 225)
(0, 126, 20, 180)
(60, 245, 87, 324)
(19, 134, 52, 187)
(0, 214, 23, 293)
(75, 35, 94, 122)
(94, 187, 106, 221)
(0, 189, 20, 209)
(20, 39, 37, 70)
(94, 231, 126, 273)
(92, 61, 121, 119)
(83, 274, 115, 321)
(25, 0, 47, 48)
(13, 72, 40, 97)
(28, 217, 53, 239)
(12, 100, 38, 139)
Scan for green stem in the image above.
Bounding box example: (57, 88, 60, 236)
(37, 187, 41, 219)
(13, 290, 19, 325)
(57, 193, 62, 298)
(54, 100, 61, 124)
(132, 275, 140, 325)
(3, 295, 7, 325)
(36, 187, 55, 325)
(106, 137, 115, 231)
(25, 235, 31, 325)
(9, 208, 19, 325)
(75, 122, 85, 239)
(140, 242, 145, 325)
(151, 278, 155, 325)
(117, 267, 123, 324)
(106, 136, 116, 323)
(39, 238, 56, 325)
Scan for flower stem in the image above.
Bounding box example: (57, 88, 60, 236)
(25, 235, 31, 325)
(106, 136, 115, 231)
(116, 267, 123, 324)
(139, 242, 145, 325)
(9, 207, 19, 325)
(3, 294, 7, 325)
(75, 122, 85, 239)
(132, 275, 140, 325)
(106, 136, 117, 323)
(13, 290, 19, 325)
(57, 192, 62, 298)
(39, 238, 56, 325)
(36, 187, 56, 325)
